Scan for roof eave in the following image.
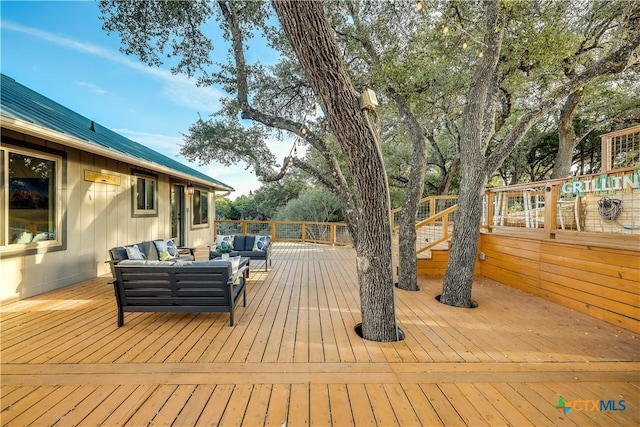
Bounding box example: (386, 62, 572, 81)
(1, 114, 234, 193)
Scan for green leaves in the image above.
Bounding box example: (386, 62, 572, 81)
(181, 115, 277, 179)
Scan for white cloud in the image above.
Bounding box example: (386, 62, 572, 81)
(115, 128, 258, 199)
(112, 128, 184, 157)
(2, 20, 223, 112)
(76, 81, 108, 95)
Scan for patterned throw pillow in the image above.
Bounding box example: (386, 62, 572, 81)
(253, 235, 271, 252)
(125, 244, 146, 260)
(154, 240, 177, 260)
(166, 239, 179, 257)
(216, 235, 235, 246)
(216, 235, 235, 253)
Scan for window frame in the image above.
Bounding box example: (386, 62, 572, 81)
(1, 143, 65, 256)
(192, 188, 209, 227)
(131, 171, 158, 217)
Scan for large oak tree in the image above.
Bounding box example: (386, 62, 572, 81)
(440, 0, 640, 307)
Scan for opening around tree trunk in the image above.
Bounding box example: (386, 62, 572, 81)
(354, 323, 405, 342)
(435, 294, 478, 308)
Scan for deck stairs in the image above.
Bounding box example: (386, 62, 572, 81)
(391, 196, 457, 276)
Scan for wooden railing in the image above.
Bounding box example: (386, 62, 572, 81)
(390, 196, 459, 255)
(214, 220, 353, 246)
(601, 125, 640, 173)
(414, 204, 457, 254)
(218, 162, 639, 254)
(391, 195, 458, 229)
(483, 166, 640, 249)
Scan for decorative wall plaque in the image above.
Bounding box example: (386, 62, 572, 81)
(84, 170, 121, 186)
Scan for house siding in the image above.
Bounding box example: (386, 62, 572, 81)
(1, 131, 215, 302)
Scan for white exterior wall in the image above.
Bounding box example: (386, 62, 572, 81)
(1, 132, 216, 302)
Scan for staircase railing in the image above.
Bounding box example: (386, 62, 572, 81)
(391, 195, 458, 229)
(391, 196, 458, 255)
(414, 204, 457, 254)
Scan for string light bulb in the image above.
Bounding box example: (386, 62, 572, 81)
(297, 138, 302, 146)
(311, 104, 317, 116)
(443, 26, 449, 35)
(300, 127, 307, 135)
(416, 0, 423, 11)
(478, 51, 484, 58)
(462, 42, 468, 50)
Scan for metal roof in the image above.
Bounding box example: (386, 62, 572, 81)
(0, 74, 233, 192)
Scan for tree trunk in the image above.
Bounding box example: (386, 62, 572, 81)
(551, 90, 583, 179)
(440, 0, 506, 308)
(272, 0, 398, 342)
(438, 157, 460, 195)
(394, 98, 428, 292)
(440, 165, 486, 307)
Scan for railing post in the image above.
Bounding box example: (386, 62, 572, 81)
(429, 197, 436, 216)
(544, 183, 558, 239)
(242, 221, 247, 235)
(271, 221, 276, 242)
(485, 191, 494, 232)
(301, 222, 306, 242)
(331, 223, 336, 246)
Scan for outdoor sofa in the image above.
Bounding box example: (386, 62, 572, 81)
(106, 239, 195, 276)
(111, 259, 248, 326)
(209, 234, 271, 271)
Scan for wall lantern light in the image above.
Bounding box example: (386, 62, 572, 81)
(187, 183, 195, 195)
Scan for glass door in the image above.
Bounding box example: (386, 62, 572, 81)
(170, 184, 185, 246)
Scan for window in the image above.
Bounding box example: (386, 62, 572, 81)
(193, 189, 209, 225)
(133, 172, 157, 216)
(2, 147, 61, 248)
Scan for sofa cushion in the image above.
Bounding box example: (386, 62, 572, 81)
(175, 259, 231, 269)
(235, 250, 266, 258)
(118, 259, 177, 266)
(232, 235, 247, 251)
(125, 244, 146, 260)
(111, 246, 129, 262)
(243, 236, 256, 251)
(138, 241, 159, 260)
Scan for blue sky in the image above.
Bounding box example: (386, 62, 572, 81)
(1, 0, 284, 199)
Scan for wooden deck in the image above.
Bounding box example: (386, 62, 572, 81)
(1, 242, 638, 426)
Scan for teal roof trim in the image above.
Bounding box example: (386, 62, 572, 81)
(0, 74, 233, 191)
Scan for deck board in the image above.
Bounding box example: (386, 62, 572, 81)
(1, 242, 639, 426)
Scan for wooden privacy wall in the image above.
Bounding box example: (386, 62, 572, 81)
(416, 250, 480, 276)
(416, 235, 639, 333)
(478, 234, 640, 334)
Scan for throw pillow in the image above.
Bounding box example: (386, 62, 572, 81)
(254, 235, 271, 252)
(215, 235, 235, 253)
(216, 234, 235, 246)
(154, 240, 177, 260)
(166, 239, 179, 257)
(31, 232, 50, 242)
(230, 256, 242, 284)
(13, 232, 33, 244)
(125, 244, 146, 260)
